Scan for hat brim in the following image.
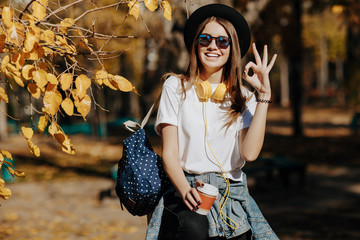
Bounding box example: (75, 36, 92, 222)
(184, 4, 250, 58)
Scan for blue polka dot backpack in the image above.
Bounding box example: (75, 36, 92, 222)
(115, 96, 170, 216)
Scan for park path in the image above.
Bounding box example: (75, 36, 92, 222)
(0, 177, 147, 240)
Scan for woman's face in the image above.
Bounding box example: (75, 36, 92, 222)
(197, 21, 231, 75)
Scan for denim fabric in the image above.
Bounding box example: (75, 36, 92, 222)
(146, 173, 279, 240)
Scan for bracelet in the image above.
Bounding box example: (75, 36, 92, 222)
(256, 99, 272, 103)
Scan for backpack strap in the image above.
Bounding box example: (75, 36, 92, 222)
(123, 93, 161, 132)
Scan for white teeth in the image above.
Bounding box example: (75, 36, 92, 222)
(205, 53, 219, 57)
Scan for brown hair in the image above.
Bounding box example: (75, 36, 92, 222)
(163, 17, 247, 126)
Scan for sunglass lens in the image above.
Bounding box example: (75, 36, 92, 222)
(217, 37, 230, 49)
(198, 35, 211, 47)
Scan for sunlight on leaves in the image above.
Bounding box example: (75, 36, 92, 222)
(61, 97, 74, 116)
(22, 64, 36, 80)
(0, 185, 11, 200)
(2, 6, 13, 28)
(74, 94, 91, 120)
(75, 74, 91, 100)
(27, 83, 41, 99)
(24, 26, 41, 52)
(43, 89, 62, 116)
(0, 87, 9, 103)
(95, 70, 108, 85)
(21, 126, 34, 139)
(144, 0, 158, 12)
(60, 73, 73, 91)
(41, 29, 55, 44)
(20, 127, 40, 157)
(111, 75, 138, 94)
(128, 0, 140, 20)
(32, 0, 49, 21)
(6, 22, 25, 47)
(33, 69, 48, 91)
(38, 115, 49, 134)
(162, 1, 172, 21)
(46, 73, 58, 85)
(60, 18, 75, 35)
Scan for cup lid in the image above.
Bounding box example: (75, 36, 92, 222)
(197, 183, 219, 196)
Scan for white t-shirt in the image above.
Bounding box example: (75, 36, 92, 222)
(155, 76, 257, 181)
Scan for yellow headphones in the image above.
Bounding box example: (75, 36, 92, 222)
(195, 78, 228, 102)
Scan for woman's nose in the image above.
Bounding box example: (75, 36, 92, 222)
(207, 39, 218, 49)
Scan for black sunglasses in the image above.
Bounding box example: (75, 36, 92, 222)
(197, 34, 231, 49)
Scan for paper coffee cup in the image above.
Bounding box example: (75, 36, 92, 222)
(196, 183, 219, 215)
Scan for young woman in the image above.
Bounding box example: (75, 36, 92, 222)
(146, 4, 278, 240)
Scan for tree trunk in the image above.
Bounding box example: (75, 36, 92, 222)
(280, 53, 290, 107)
(318, 35, 328, 96)
(283, 0, 303, 136)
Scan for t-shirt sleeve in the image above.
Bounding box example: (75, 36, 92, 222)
(238, 90, 257, 131)
(155, 76, 181, 135)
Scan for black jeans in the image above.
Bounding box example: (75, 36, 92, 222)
(158, 190, 251, 240)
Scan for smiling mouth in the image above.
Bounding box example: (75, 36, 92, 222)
(205, 53, 220, 57)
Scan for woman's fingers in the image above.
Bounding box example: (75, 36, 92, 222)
(243, 61, 257, 78)
(184, 187, 202, 211)
(267, 54, 278, 72)
(262, 45, 268, 66)
(252, 43, 262, 65)
(195, 179, 205, 188)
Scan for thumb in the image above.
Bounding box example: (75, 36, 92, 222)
(195, 179, 205, 188)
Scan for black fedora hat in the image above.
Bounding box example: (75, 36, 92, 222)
(184, 4, 250, 58)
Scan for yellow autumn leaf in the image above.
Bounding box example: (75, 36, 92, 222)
(32, 69, 48, 90)
(43, 89, 62, 116)
(61, 98, 74, 116)
(103, 74, 117, 90)
(11, 52, 25, 69)
(22, 64, 36, 80)
(48, 121, 60, 136)
(111, 75, 138, 93)
(28, 42, 45, 60)
(6, 22, 25, 47)
(59, 18, 75, 34)
(41, 29, 55, 44)
(0, 87, 9, 103)
(14, 76, 25, 88)
(27, 140, 40, 157)
(27, 83, 41, 99)
(75, 74, 91, 100)
(0, 178, 5, 187)
(21, 126, 34, 139)
(2, 7, 13, 28)
(95, 70, 108, 85)
(0, 150, 12, 160)
(46, 73, 58, 85)
(144, 0, 158, 12)
(61, 137, 75, 155)
(0, 186, 11, 200)
(162, 1, 172, 21)
(128, 0, 140, 20)
(38, 115, 48, 134)
(5, 62, 20, 75)
(32, 0, 48, 21)
(59, 73, 73, 91)
(53, 130, 75, 155)
(75, 94, 91, 120)
(24, 27, 41, 52)
(1, 55, 10, 70)
(14, 170, 25, 178)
